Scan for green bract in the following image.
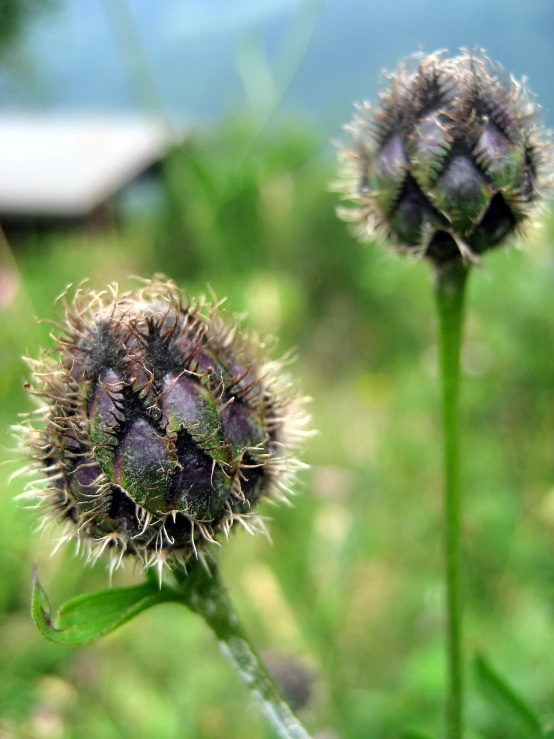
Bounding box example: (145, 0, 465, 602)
(336, 50, 553, 263)
(18, 278, 310, 575)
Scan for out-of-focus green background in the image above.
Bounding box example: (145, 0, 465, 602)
(2, 2, 554, 739)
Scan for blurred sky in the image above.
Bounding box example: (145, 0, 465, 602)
(0, 0, 552, 137)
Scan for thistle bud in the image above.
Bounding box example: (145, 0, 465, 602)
(336, 50, 553, 264)
(17, 278, 310, 575)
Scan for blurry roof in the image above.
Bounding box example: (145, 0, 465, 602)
(0, 115, 184, 217)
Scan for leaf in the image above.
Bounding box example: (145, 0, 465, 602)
(473, 653, 545, 738)
(400, 731, 438, 739)
(31, 565, 177, 646)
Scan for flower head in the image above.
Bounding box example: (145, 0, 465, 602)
(336, 50, 553, 264)
(16, 277, 310, 576)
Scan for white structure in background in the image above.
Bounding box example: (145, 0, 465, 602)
(0, 115, 184, 227)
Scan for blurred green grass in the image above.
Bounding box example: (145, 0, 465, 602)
(1, 120, 554, 738)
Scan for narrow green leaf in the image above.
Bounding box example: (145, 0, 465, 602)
(473, 653, 545, 738)
(400, 731, 438, 739)
(31, 565, 177, 646)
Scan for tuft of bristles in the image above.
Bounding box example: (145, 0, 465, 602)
(14, 277, 312, 580)
(335, 49, 553, 264)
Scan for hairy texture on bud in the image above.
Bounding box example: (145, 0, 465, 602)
(16, 278, 311, 576)
(335, 50, 553, 264)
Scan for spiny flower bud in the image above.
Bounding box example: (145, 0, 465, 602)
(336, 50, 553, 264)
(16, 278, 310, 576)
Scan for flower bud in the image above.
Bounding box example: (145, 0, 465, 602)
(336, 50, 553, 264)
(17, 278, 310, 575)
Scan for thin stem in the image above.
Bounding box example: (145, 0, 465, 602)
(434, 261, 469, 739)
(173, 562, 312, 739)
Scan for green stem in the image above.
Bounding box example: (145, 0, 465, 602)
(173, 562, 312, 739)
(434, 261, 469, 739)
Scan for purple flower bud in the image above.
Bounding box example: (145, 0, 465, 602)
(16, 278, 311, 575)
(336, 50, 553, 264)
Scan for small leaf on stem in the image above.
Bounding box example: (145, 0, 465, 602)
(31, 564, 176, 646)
